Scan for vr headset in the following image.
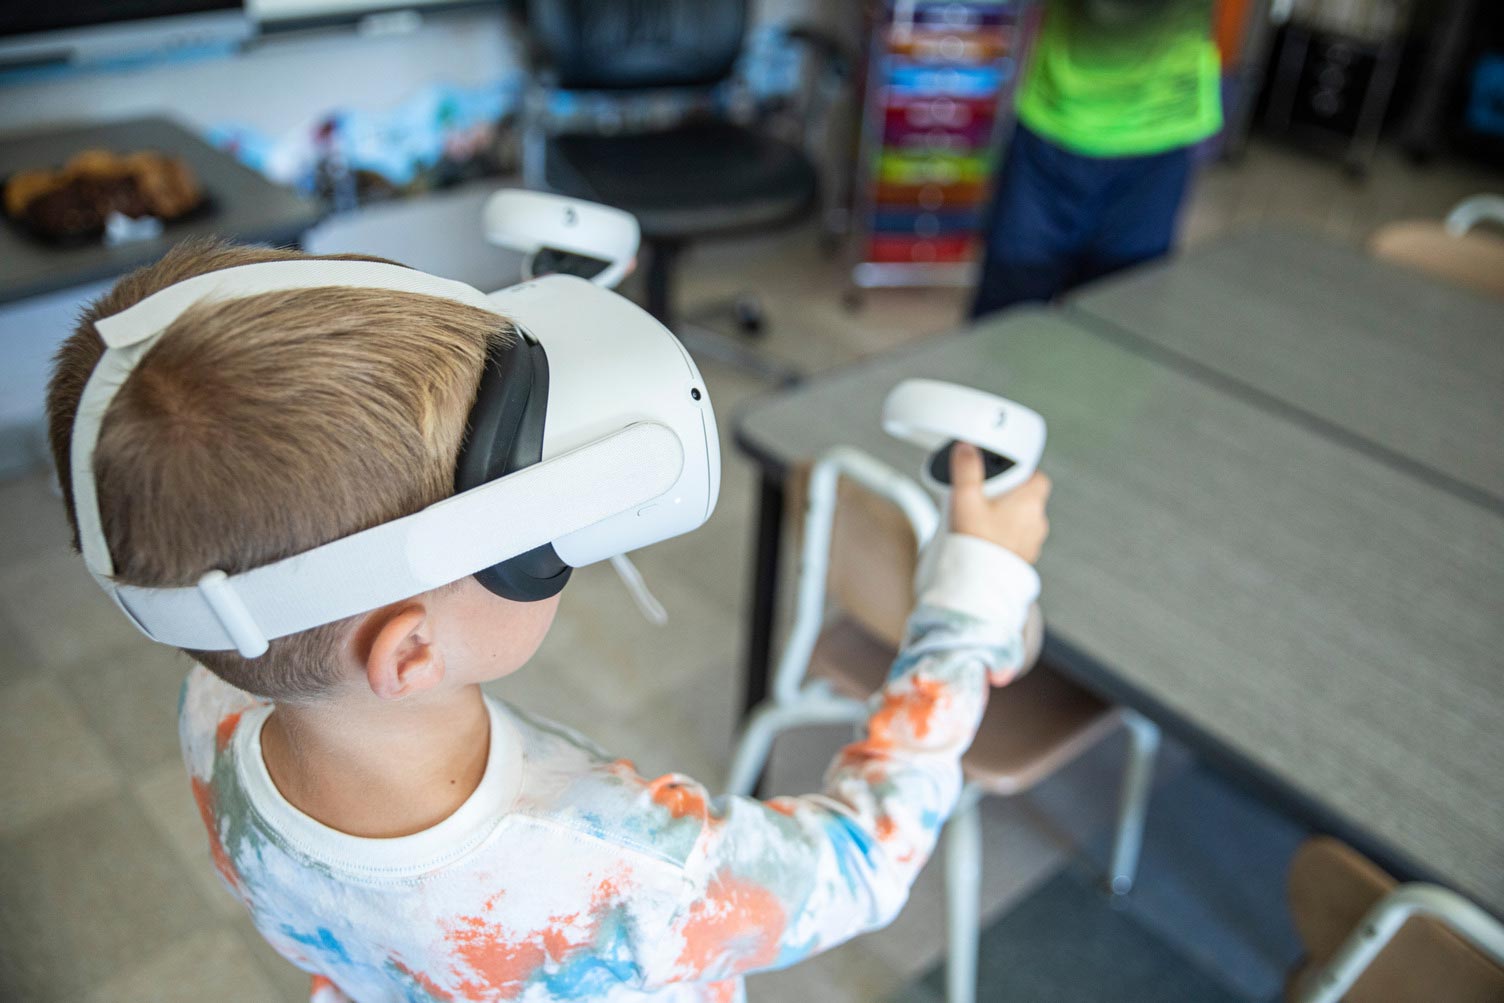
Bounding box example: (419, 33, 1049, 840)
(70, 260, 720, 658)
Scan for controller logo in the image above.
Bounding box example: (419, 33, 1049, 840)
(995, 410, 1007, 427)
(564, 207, 577, 226)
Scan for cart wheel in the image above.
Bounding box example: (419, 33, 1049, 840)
(733, 294, 765, 337)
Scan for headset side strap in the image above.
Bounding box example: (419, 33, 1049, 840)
(111, 422, 683, 653)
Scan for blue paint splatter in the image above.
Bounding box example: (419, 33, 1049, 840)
(281, 925, 353, 966)
(824, 813, 879, 898)
(537, 908, 642, 999)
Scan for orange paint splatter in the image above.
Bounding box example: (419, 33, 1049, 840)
(541, 925, 576, 961)
(648, 774, 708, 821)
(868, 676, 949, 744)
(765, 798, 798, 817)
(590, 876, 622, 912)
(875, 815, 896, 841)
(189, 776, 241, 893)
(445, 876, 623, 997)
(215, 709, 244, 753)
(391, 959, 453, 1001)
(446, 916, 548, 1000)
(836, 743, 885, 770)
(706, 979, 741, 1003)
(677, 874, 786, 975)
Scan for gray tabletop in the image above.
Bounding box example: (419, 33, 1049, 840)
(735, 307, 1504, 915)
(1067, 229, 1504, 509)
(0, 116, 324, 305)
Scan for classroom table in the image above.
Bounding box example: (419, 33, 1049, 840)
(0, 116, 324, 306)
(731, 305, 1504, 916)
(1067, 229, 1504, 509)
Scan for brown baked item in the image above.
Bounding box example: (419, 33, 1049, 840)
(4, 148, 204, 240)
(123, 151, 201, 218)
(2, 169, 55, 218)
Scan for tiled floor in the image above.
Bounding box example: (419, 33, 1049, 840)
(1, 138, 1499, 1002)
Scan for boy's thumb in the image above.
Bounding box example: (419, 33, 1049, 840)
(950, 441, 984, 492)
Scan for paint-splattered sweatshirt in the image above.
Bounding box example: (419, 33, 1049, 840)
(181, 533, 1040, 1002)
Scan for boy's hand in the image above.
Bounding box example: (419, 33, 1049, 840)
(948, 442, 1051, 563)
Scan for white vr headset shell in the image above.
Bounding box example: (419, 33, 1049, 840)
(71, 260, 720, 658)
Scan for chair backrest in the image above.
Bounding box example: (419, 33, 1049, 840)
(1444, 194, 1504, 236)
(788, 464, 919, 651)
(787, 459, 1045, 680)
(1287, 836, 1504, 1002)
(526, 0, 747, 91)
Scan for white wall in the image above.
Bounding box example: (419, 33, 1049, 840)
(0, 9, 521, 137)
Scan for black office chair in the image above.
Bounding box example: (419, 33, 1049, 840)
(516, 0, 847, 382)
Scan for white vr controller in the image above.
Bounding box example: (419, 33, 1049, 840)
(483, 189, 640, 290)
(882, 378, 1048, 670)
(882, 379, 1046, 497)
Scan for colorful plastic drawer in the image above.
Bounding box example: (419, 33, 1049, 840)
(886, 63, 1009, 98)
(866, 234, 975, 262)
(884, 96, 998, 132)
(909, 4, 1014, 30)
(873, 180, 989, 208)
(886, 27, 1014, 62)
(877, 151, 992, 185)
(884, 118, 996, 148)
(871, 208, 981, 234)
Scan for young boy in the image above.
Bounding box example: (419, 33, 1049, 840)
(47, 238, 1050, 1003)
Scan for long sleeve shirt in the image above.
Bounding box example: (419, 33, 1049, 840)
(180, 533, 1040, 1002)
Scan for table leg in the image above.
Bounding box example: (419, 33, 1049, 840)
(741, 468, 786, 719)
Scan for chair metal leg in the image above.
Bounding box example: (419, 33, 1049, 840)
(1107, 710, 1161, 897)
(643, 239, 679, 326)
(725, 693, 869, 797)
(944, 784, 984, 1003)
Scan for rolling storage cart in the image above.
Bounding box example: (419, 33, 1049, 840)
(848, 0, 1038, 301)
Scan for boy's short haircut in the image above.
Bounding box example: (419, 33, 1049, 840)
(46, 237, 514, 701)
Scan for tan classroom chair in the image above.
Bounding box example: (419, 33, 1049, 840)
(726, 451, 1161, 1003)
(1286, 836, 1504, 1003)
(1368, 195, 1504, 300)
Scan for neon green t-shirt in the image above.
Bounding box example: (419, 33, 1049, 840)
(1016, 0, 1223, 158)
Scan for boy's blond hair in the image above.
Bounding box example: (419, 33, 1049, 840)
(47, 238, 512, 700)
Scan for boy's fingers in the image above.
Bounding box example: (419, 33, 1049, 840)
(949, 442, 985, 493)
(1010, 471, 1051, 503)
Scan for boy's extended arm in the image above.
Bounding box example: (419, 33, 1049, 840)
(643, 532, 1039, 987)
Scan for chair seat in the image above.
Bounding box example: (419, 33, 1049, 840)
(543, 121, 818, 241)
(810, 616, 1122, 797)
(1287, 837, 1504, 1002)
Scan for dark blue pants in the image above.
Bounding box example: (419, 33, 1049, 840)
(969, 123, 1193, 319)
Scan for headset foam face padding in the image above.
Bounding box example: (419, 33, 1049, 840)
(454, 334, 573, 601)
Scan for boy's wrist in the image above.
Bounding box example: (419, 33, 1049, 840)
(915, 532, 1040, 632)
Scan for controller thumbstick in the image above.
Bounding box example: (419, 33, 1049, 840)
(925, 440, 1017, 487)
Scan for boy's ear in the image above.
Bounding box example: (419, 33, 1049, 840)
(359, 603, 444, 700)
